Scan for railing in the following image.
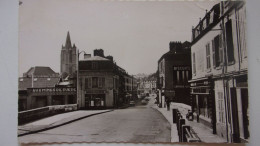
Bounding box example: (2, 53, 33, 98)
(172, 108, 201, 142)
(18, 104, 77, 125)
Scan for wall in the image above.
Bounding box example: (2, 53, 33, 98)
(214, 79, 228, 140)
(18, 104, 77, 125)
(191, 23, 222, 80)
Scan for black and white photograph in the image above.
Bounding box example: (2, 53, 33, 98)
(17, 0, 248, 144)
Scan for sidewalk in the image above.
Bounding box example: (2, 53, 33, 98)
(170, 102, 227, 143)
(18, 110, 113, 137)
(152, 105, 179, 143)
(154, 101, 227, 143)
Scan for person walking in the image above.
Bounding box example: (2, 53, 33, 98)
(166, 97, 170, 111)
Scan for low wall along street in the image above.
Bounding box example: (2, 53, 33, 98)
(18, 104, 77, 125)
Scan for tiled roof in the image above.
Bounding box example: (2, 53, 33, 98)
(23, 66, 59, 77)
(19, 77, 60, 90)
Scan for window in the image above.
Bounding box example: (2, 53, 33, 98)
(219, 33, 224, 64)
(237, 6, 247, 59)
(177, 71, 180, 83)
(182, 71, 185, 82)
(92, 62, 98, 69)
(206, 43, 211, 69)
(214, 35, 220, 67)
(218, 92, 225, 123)
(186, 71, 189, 81)
(225, 19, 235, 63)
(192, 53, 196, 75)
(98, 77, 105, 88)
(92, 77, 98, 88)
(85, 78, 92, 89)
(213, 35, 223, 67)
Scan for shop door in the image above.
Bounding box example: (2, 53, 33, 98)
(85, 94, 91, 109)
(241, 88, 249, 139)
(230, 88, 240, 143)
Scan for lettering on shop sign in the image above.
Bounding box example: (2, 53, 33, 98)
(173, 66, 191, 71)
(31, 88, 76, 93)
(174, 85, 190, 88)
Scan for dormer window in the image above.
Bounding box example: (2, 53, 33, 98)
(19, 78, 23, 82)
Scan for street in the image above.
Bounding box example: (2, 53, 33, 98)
(19, 97, 171, 143)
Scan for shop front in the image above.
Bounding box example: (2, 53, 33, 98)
(190, 77, 216, 133)
(23, 87, 77, 110)
(85, 93, 106, 109)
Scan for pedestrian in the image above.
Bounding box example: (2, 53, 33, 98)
(166, 98, 170, 111)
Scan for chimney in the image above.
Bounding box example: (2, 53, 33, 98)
(84, 54, 91, 59)
(94, 49, 104, 57)
(106, 55, 113, 62)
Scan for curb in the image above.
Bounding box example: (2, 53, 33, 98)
(151, 106, 179, 143)
(18, 110, 113, 137)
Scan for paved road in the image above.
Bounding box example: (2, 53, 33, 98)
(19, 97, 171, 143)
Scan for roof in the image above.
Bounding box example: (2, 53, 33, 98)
(82, 56, 109, 61)
(19, 77, 60, 90)
(23, 66, 59, 77)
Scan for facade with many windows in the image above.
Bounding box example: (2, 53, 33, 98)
(190, 1, 248, 142)
(157, 41, 191, 107)
(78, 49, 137, 109)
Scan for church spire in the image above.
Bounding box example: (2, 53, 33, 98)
(65, 31, 72, 48)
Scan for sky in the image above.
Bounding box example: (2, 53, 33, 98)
(19, 0, 218, 76)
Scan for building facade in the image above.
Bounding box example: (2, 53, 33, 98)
(190, 1, 248, 142)
(157, 41, 192, 107)
(77, 49, 137, 109)
(137, 80, 157, 95)
(18, 66, 77, 111)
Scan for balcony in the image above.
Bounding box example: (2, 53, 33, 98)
(192, 3, 220, 44)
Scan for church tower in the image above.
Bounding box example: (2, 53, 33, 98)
(60, 31, 77, 79)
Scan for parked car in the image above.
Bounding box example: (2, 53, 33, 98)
(141, 100, 147, 105)
(129, 101, 135, 106)
(144, 97, 150, 101)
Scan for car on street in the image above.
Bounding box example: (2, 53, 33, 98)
(129, 100, 135, 106)
(141, 100, 148, 105)
(144, 97, 150, 101)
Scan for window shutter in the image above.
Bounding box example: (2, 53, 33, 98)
(102, 78, 105, 88)
(88, 77, 92, 88)
(214, 35, 220, 67)
(98, 77, 102, 88)
(212, 40, 216, 67)
(85, 78, 88, 89)
(225, 19, 235, 63)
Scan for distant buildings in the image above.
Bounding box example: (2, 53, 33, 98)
(190, 1, 248, 142)
(157, 41, 191, 107)
(137, 80, 157, 95)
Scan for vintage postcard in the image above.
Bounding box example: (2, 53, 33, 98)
(18, 0, 248, 144)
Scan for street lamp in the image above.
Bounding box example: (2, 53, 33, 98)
(77, 49, 87, 110)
